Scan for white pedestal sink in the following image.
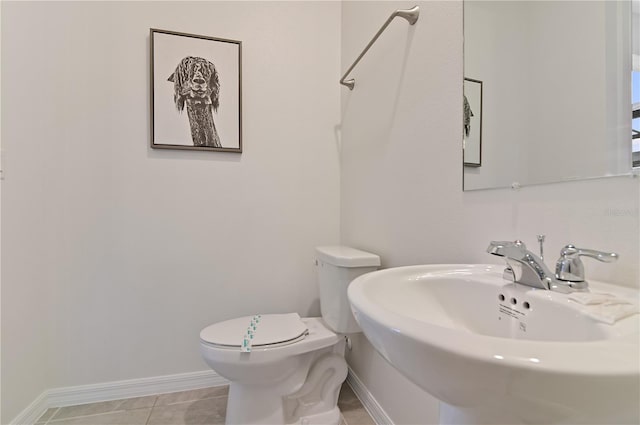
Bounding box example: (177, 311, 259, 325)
(347, 264, 639, 425)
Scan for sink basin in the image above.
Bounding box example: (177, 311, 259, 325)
(348, 264, 639, 425)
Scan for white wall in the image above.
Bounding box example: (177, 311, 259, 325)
(341, 1, 639, 424)
(0, 0, 4, 416)
(1, 2, 341, 422)
(633, 0, 639, 61)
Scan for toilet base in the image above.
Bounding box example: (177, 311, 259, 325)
(226, 381, 342, 425)
(224, 348, 348, 425)
(290, 407, 341, 425)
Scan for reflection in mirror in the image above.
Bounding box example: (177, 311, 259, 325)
(463, 78, 483, 167)
(464, 1, 634, 191)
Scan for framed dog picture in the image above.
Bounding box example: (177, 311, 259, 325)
(151, 29, 242, 152)
(463, 78, 482, 167)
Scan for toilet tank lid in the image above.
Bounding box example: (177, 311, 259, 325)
(315, 246, 380, 268)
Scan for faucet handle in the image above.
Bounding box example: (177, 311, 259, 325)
(555, 244, 619, 283)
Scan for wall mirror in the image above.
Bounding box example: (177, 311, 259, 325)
(463, 0, 637, 191)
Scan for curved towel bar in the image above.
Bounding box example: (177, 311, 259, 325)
(340, 6, 420, 90)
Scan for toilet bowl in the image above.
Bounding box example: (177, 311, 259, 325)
(199, 246, 380, 425)
(200, 315, 346, 425)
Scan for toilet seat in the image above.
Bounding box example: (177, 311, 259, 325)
(200, 313, 309, 350)
(200, 317, 341, 366)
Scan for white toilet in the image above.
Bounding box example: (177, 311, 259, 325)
(199, 246, 380, 425)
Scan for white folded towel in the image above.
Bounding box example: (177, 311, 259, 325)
(582, 303, 639, 325)
(568, 292, 617, 305)
(568, 292, 639, 325)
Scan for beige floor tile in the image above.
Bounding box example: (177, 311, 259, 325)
(48, 408, 152, 425)
(339, 383, 357, 400)
(51, 396, 157, 421)
(147, 398, 227, 425)
(338, 384, 361, 410)
(42, 382, 375, 425)
(339, 383, 376, 425)
(154, 386, 229, 406)
(341, 407, 377, 425)
(36, 407, 59, 424)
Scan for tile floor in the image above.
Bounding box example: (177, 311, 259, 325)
(35, 383, 376, 425)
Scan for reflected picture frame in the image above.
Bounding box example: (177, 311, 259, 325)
(151, 28, 242, 153)
(463, 78, 482, 167)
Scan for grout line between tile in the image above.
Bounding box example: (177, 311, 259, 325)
(162, 393, 229, 407)
(42, 407, 59, 425)
(47, 407, 151, 424)
(143, 396, 159, 425)
(144, 406, 154, 425)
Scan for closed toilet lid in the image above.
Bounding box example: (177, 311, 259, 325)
(200, 313, 308, 348)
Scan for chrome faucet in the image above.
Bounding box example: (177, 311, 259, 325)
(486, 240, 618, 293)
(487, 240, 562, 291)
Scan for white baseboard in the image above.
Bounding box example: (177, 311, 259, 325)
(46, 370, 227, 407)
(11, 370, 227, 425)
(346, 367, 394, 425)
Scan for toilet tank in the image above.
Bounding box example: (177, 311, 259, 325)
(315, 246, 380, 333)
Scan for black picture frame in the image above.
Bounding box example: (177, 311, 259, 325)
(463, 78, 483, 167)
(151, 28, 242, 153)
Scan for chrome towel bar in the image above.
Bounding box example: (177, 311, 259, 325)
(340, 6, 420, 90)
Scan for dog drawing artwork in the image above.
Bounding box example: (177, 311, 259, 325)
(168, 56, 221, 148)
